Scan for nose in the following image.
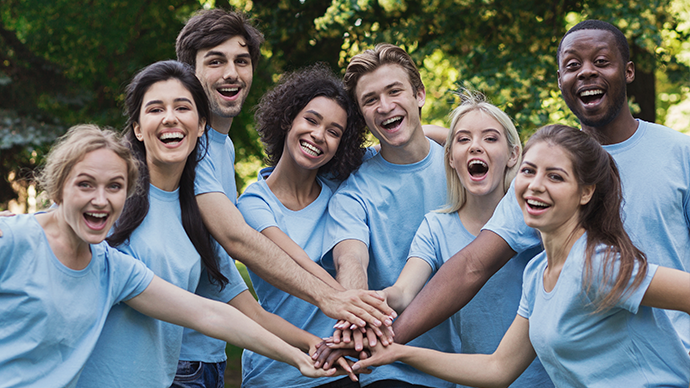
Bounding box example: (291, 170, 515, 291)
(92, 187, 107, 207)
(469, 138, 484, 154)
(311, 125, 326, 143)
(162, 108, 178, 125)
(223, 63, 238, 82)
(377, 94, 394, 114)
(577, 60, 598, 80)
(527, 173, 545, 193)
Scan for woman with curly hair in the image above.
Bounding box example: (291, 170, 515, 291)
(237, 63, 369, 388)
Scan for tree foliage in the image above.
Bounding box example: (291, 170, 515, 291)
(1, 0, 688, 209)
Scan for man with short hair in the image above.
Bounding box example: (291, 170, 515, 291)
(173, 8, 393, 386)
(322, 43, 461, 388)
(393, 20, 690, 355)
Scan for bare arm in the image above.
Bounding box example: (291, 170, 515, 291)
(262, 226, 344, 291)
(641, 266, 690, 314)
(422, 124, 449, 146)
(125, 276, 332, 378)
(351, 315, 536, 388)
(392, 230, 515, 344)
(197, 192, 393, 327)
(333, 239, 370, 290)
(384, 257, 433, 314)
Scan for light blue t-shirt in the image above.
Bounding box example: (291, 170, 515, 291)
(182, 126, 245, 363)
(485, 120, 690, 350)
(0, 214, 153, 388)
(237, 168, 341, 387)
(518, 234, 690, 387)
(194, 125, 237, 199)
(78, 185, 204, 388)
(323, 140, 458, 387)
(409, 211, 551, 388)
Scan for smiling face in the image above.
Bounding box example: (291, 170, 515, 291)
(448, 110, 518, 200)
(133, 78, 205, 176)
(195, 36, 253, 123)
(283, 96, 347, 171)
(59, 148, 128, 245)
(515, 141, 594, 236)
(354, 64, 425, 151)
(557, 29, 634, 130)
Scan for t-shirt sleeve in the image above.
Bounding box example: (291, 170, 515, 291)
(237, 186, 279, 233)
(321, 187, 370, 268)
(407, 215, 443, 273)
(194, 152, 224, 196)
(483, 180, 541, 253)
(105, 245, 155, 303)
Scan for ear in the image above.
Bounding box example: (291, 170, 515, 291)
(197, 118, 207, 138)
(133, 123, 143, 141)
(625, 61, 635, 84)
(416, 85, 426, 108)
(506, 145, 520, 168)
(557, 70, 562, 90)
(580, 184, 595, 206)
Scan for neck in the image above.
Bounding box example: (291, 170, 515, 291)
(36, 209, 92, 270)
(265, 159, 321, 211)
(209, 114, 233, 135)
(458, 187, 505, 236)
(581, 110, 638, 145)
(540, 220, 585, 269)
(379, 131, 430, 165)
(148, 160, 184, 192)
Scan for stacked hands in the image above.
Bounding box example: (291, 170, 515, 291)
(309, 290, 397, 381)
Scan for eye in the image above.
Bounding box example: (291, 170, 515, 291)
(305, 117, 317, 125)
(207, 58, 223, 66)
(594, 58, 609, 66)
(78, 181, 93, 189)
(108, 182, 123, 191)
(389, 88, 402, 96)
(485, 136, 498, 142)
(236, 58, 250, 66)
(548, 173, 564, 182)
(565, 60, 580, 70)
(328, 128, 342, 138)
(362, 97, 377, 106)
(147, 106, 163, 114)
(456, 136, 470, 144)
(176, 105, 192, 112)
(520, 166, 535, 175)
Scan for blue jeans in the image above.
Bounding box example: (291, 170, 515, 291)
(170, 360, 226, 388)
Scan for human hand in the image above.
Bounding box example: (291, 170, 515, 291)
(295, 350, 338, 378)
(310, 340, 370, 381)
(329, 339, 402, 372)
(320, 289, 396, 331)
(333, 318, 395, 348)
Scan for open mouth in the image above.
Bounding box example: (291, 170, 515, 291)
(579, 89, 604, 105)
(468, 160, 488, 177)
(381, 116, 403, 130)
(84, 211, 108, 230)
(159, 132, 185, 145)
(526, 199, 550, 211)
(300, 140, 323, 157)
(218, 87, 240, 98)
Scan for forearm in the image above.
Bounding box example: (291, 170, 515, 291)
(198, 193, 334, 307)
(393, 230, 515, 344)
(333, 241, 370, 290)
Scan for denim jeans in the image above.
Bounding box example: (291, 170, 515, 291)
(170, 360, 226, 388)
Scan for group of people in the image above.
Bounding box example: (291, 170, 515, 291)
(0, 7, 689, 388)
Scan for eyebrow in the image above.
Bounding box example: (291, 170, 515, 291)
(306, 110, 345, 131)
(76, 172, 126, 181)
(144, 97, 193, 107)
(522, 161, 569, 175)
(455, 128, 502, 135)
(203, 51, 251, 60)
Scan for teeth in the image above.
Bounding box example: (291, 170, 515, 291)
(527, 199, 549, 207)
(160, 132, 184, 140)
(382, 117, 402, 126)
(219, 87, 239, 93)
(85, 212, 107, 218)
(469, 160, 487, 168)
(300, 141, 322, 156)
(580, 89, 603, 97)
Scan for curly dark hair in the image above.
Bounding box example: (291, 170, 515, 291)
(254, 63, 366, 181)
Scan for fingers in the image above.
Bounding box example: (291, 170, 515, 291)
(335, 356, 358, 382)
(352, 328, 364, 352)
(366, 327, 379, 347)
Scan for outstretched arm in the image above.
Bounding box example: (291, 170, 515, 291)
(641, 266, 690, 314)
(350, 315, 536, 388)
(197, 192, 393, 328)
(392, 230, 515, 344)
(125, 276, 333, 378)
(384, 257, 433, 314)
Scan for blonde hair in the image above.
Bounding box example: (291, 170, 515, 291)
(37, 124, 138, 204)
(440, 90, 521, 213)
(343, 43, 424, 106)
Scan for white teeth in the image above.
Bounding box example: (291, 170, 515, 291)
(527, 199, 549, 207)
(580, 89, 603, 97)
(219, 87, 239, 93)
(300, 140, 322, 156)
(159, 132, 184, 140)
(85, 212, 107, 218)
(469, 160, 487, 168)
(382, 116, 402, 126)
